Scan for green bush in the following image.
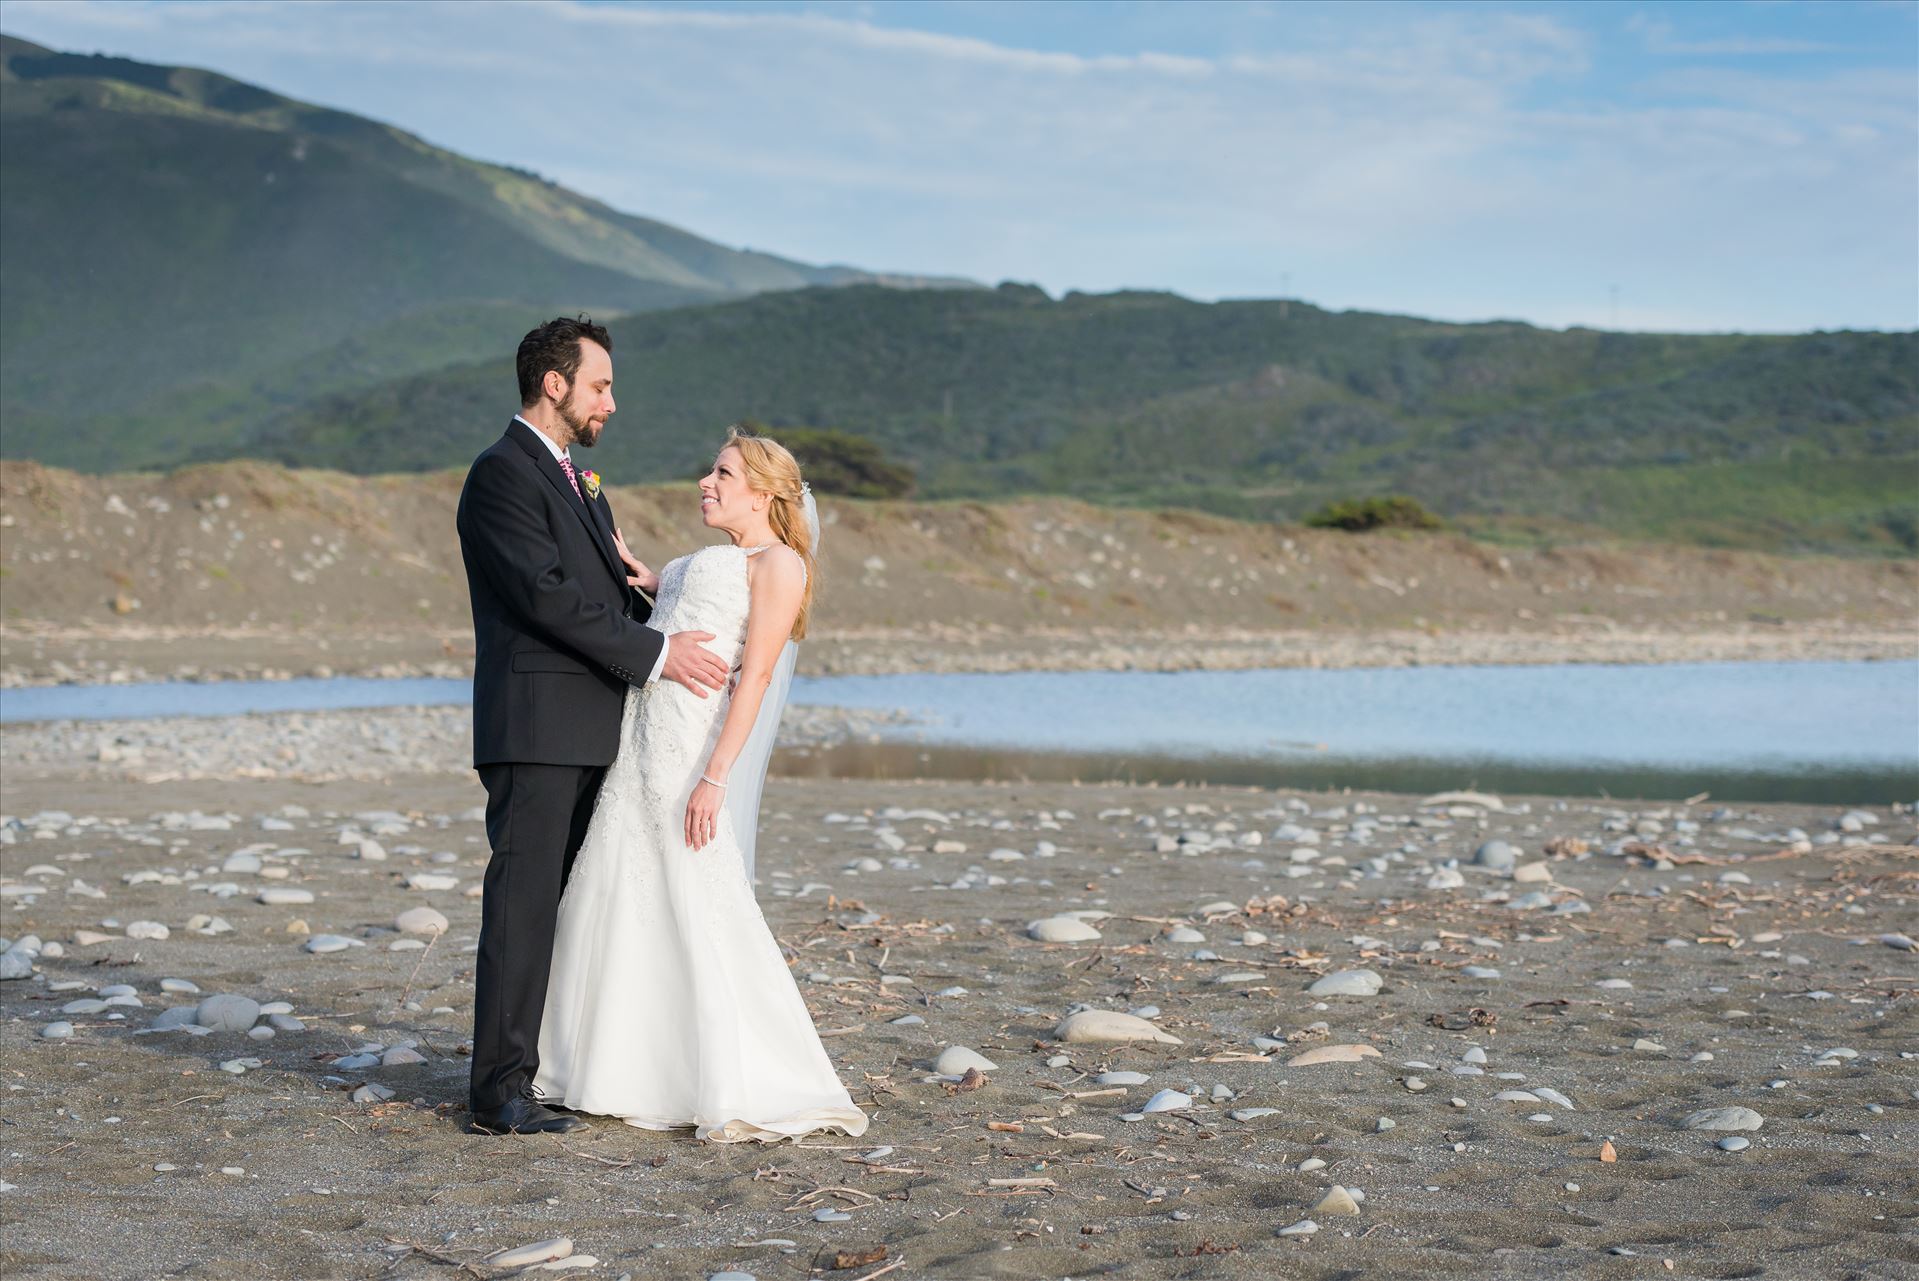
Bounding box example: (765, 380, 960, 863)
(1304, 495, 1445, 533)
(761, 426, 916, 499)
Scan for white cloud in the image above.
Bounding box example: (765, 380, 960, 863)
(2, 0, 1912, 331)
(1626, 13, 1843, 56)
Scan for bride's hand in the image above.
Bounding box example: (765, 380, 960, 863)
(612, 527, 659, 593)
(685, 777, 725, 851)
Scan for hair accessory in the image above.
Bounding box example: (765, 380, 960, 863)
(800, 483, 820, 548)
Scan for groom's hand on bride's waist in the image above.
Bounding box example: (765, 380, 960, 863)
(662, 631, 728, 696)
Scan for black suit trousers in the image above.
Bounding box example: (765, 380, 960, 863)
(469, 761, 606, 1112)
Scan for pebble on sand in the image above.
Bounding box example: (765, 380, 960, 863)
(1682, 1106, 1764, 1132)
(1312, 1186, 1361, 1217)
(484, 1239, 573, 1269)
(1473, 840, 1519, 870)
(1098, 1071, 1151, 1086)
(1307, 968, 1383, 997)
(1288, 1043, 1382, 1067)
(933, 1046, 998, 1076)
(194, 995, 262, 1033)
(1054, 1009, 1182, 1045)
(394, 906, 448, 935)
(1028, 916, 1101, 943)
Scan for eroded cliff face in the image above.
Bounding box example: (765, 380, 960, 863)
(3, 459, 1914, 683)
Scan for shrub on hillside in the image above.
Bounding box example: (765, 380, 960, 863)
(1304, 495, 1445, 533)
(763, 426, 916, 499)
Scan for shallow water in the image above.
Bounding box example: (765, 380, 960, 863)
(4, 660, 1913, 802)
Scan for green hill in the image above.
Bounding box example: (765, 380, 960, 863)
(240, 283, 1919, 554)
(0, 34, 966, 469)
(3, 34, 1913, 553)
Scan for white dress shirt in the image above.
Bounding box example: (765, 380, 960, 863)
(514, 415, 667, 685)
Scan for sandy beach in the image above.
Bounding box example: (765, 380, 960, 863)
(2, 719, 1915, 1280)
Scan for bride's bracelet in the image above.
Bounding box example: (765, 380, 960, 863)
(700, 774, 728, 789)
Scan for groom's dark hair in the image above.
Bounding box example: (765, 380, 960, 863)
(517, 316, 613, 407)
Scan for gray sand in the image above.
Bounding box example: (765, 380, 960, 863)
(2, 750, 1914, 1278)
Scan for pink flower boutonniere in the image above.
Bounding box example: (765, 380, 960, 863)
(581, 469, 602, 500)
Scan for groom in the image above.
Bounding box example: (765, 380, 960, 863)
(456, 316, 729, 1135)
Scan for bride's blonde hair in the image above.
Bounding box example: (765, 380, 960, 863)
(724, 424, 817, 640)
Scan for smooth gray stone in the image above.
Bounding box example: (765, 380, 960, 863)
(151, 1006, 203, 1030)
(1028, 916, 1101, 943)
(194, 994, 261, 1033)
(42, 1021, 75, 1039)
(1142, 1089, 1193, 1113)
(888, 1014, 924, 1026)
(159, 979, 202, 995)
(1097, 1071, 1151, 1086)
(1683, 1106, 1763, 1132)
(1213, 970, 1266, 985)
(267, 1014, 306, 1032)
(1473, 840, 1519, 870)
(1308, 968, 1383, 997)
(61, 999, 109, 1015)
(0, 949, 33, 981)
(1717, 1135, 1751, 1151)
(303, 934, 363, 954)
(934, 1046, 997, 1076)
(1231, 1107, 1280, 1121)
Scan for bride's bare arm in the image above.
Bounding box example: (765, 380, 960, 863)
(684, 546, 805, 850)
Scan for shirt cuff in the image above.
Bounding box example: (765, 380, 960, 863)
(645, 640, 668, 685)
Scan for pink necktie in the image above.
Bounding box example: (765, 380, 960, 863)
(558, 453, 583, 501)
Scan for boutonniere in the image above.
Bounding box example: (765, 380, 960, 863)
(580, 469, 602, 500)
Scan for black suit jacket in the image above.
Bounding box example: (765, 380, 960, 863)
(456, 419, 665, 767)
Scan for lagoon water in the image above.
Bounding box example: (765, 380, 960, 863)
(4, 660, 1914, 801)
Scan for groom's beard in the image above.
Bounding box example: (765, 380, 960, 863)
(557, 397, 604, 449)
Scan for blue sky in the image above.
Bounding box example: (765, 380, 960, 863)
(6, 0, 1915, 332)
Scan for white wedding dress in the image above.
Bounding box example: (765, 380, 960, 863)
(533, 542, 869, 1142)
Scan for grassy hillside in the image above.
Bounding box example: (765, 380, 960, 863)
(241, 283, 1919, 554)
(0, 34, 966, 469)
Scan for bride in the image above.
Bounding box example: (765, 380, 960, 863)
(532, 427, 869, 1143)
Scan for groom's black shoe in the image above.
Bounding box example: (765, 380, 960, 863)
(469, 1093, 588, 1136)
